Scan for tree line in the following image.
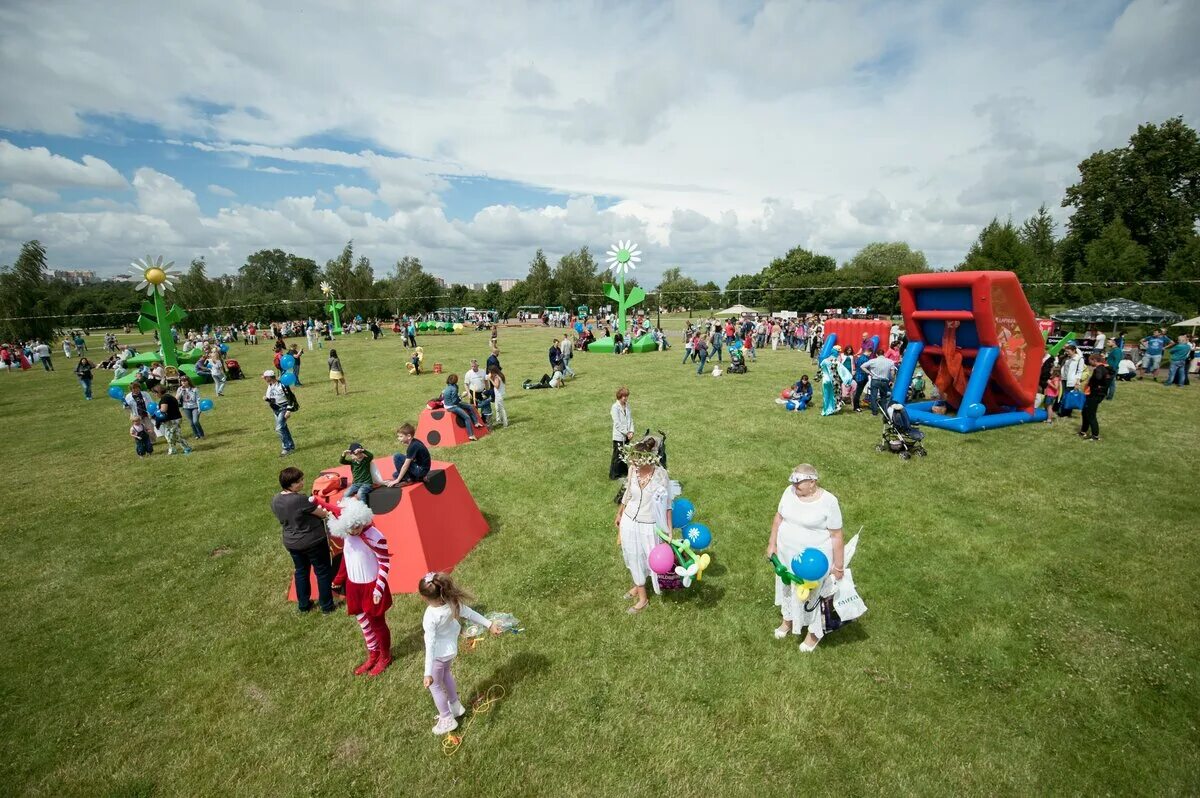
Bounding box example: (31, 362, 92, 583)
(2, 117, 1197, 342)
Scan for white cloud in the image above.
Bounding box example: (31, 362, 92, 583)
(4, 183, 60, 203)
(0, 140, 126, 189)
(0, 198, 34, 227)
(207, 184, 236, 198)
(0, 0, 1195, 281)
(334, 184, 376, 207)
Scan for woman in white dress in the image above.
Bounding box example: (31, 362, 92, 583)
(765, 464, 845, 651)
(613, 437, 672, 614)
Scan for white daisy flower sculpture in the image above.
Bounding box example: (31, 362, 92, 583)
(602, 240, 647, 338)
(320, 280, 333, 296)
(130, 255, 177, 297)
(605, 240, 641, 277)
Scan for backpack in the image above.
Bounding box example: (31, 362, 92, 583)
(283, 385, 300, 412)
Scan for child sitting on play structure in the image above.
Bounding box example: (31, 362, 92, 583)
(419, 572, 500, 735)
(340, 442, 375, 501)
(386, 424, 431, 486)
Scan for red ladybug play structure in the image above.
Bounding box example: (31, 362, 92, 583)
(415, 406, 489, 448)
(892, 270, 1047, 432)
(288, 458, 489, 600)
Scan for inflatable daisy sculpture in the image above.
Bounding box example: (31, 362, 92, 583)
(130, 256, 187, 367)
(320, 280, 345, 334)
(604, 240, 647, 337)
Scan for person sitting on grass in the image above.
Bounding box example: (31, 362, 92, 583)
(441, 374, 483, 440)
(791, 376, 813, 409)
(341, 442, 375, 501)
(386, 424, 430, 487)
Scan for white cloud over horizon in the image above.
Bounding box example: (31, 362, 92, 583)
(0, 0, 1197, 285)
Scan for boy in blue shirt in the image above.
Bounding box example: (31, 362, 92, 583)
(386, 424, 432, 486)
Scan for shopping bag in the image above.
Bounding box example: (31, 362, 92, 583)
(1062, 389, 1086, 411)
(833, 567, 868, 621)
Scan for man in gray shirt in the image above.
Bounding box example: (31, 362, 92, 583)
(863, 352, 896, 415)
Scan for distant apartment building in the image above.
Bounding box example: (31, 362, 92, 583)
(53, 269, 97, 285)
(432, 276, 447, 288)
(497, 279, 519, 293)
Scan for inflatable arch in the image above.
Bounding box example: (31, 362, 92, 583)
(892, 271, 1047, 432)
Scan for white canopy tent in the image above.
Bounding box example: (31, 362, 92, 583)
(1172, 316, 1200, 328)
(715, 304, 760, 316)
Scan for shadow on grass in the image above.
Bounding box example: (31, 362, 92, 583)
(660, 582, 725, 609)
(466, 651, 550, 720)
(821, 621, 870, 648)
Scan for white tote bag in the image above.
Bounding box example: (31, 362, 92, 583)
(833, 532, 867, 621)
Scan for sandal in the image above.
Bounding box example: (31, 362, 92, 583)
(624, 589, 637, 600)
(627, 601, 648, 614)
(773, 624, 792, 640)
(799, 635, 821, 652)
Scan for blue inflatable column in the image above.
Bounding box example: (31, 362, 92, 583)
(892, 341, 923, 404)
(818, 333, 838, 361)
(960, 346, 999, 409)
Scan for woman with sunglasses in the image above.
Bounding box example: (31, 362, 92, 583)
(765, 464, 845, 652)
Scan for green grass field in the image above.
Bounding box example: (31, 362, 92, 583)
(1, 324, 1196, 797)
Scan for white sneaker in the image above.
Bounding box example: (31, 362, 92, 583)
(432, 716, 459, 735)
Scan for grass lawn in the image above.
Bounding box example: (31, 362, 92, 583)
(1, 324, 1197, 797)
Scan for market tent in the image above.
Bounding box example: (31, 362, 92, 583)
(715, 304, 760, 316)
(1172, 316, 1200, 328)
(1051, 298, 1182, 330)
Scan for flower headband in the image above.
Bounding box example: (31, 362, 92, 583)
(423, 572, 437, 584)
(789, 470, 818, 484)
(620, 438, 660, 467)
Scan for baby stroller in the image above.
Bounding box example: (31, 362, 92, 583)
(727, 347, 748, 374)
(877, 403, 926, 460)
(225, 358, 244, 380)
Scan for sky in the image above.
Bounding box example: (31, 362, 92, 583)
(0, 0, 1197, 286)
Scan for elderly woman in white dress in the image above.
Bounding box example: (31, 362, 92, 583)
(613, 437, 673, 614)
(765, 464, 845, 651)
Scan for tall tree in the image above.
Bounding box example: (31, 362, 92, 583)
(960, 218, 1031, 276)
(1019, 204, 1062, 312)
(1062, 117, 1200, 280)
(765, 245, 836, 280)
(655, 267, 700, 311)
(0, 240, 56, 340)
(845, 242, 929, 273)
(552, 246, 601, 308)
(523, 249, 555, 308)
(1076, 218, 1150, 303)
(390, 256, 440, 314)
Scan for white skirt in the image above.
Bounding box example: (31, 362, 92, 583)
(619, 515, 660, 591)
(774, 529, 834, 637)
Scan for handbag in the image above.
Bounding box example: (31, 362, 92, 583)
(1061, 388, 1086, 411)
(833, 568, 868, 622)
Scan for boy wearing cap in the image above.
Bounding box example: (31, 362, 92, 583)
(341, 443, 375, 501)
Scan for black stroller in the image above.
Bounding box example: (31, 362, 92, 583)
(727, 347, 748, 374)
(877, 403, 926, 459)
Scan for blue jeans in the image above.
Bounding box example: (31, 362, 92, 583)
(184, 406, 205, 438)
(712, 344, 722, 362)
(1166, 360, 1187, 386)
(274, 410, 295, 451)
(446, 404, 479, 437)
(345, 482, 373, 501)
(563, 357, 575, 377)
(682, 349, 693, 364)
(391, 455, 429, 482)
(696, 351, 708, 374)
(79, 377, 92, 399)
(134, 431, 152, 456)
(1106, 378, 1116, 400)
(288, 539, 334, 612)
(868, 378, 890, 414)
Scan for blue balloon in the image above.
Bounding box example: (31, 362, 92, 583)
(683, 523, 712, 551)
(785, 400, 798, 411)
(574, 322, 583, 333)
(280, 372, 297, 386)
(791, 547, 830, 582)
(198, 398, 214, 412)
(107, 385, 125, 401)
(280, 354, 296, 371)
(671, 497, 695, 527)
(964, 402, 986, 419)
(144, 400, 159, 416)
(219, 344, 229, 353)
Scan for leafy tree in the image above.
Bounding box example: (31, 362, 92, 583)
(523, 249, 555, 308)
(0, 240, 57, 340)
(765, 245, 836, 281)
(960, 218, 1030, 276)
(552, 246, 601, 308)
(389, 256, 441, 315)
(1019, 204, 1062, 312)
(655, 267, 700, 311)
(845, 242, 928, 273)
(1076, 218, 1150, 303)
(1062, 117, 1200, 280)
(698, 281, 721, 310)
(724, 273, 761, 307)
(323, 241, 378, 318)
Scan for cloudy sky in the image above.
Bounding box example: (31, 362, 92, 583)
(0, 0, 1196, 285)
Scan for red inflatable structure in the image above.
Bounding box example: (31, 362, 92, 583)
(288, 458, 489, 600)
(818, 318, 892, 359)
(892, 271, 1047, 432)
(415, 406, 489, 448)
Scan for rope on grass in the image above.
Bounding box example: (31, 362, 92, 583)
(442, 685, 505, 757)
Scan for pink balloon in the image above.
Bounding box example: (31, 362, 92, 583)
(648, 543, 677, 575)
